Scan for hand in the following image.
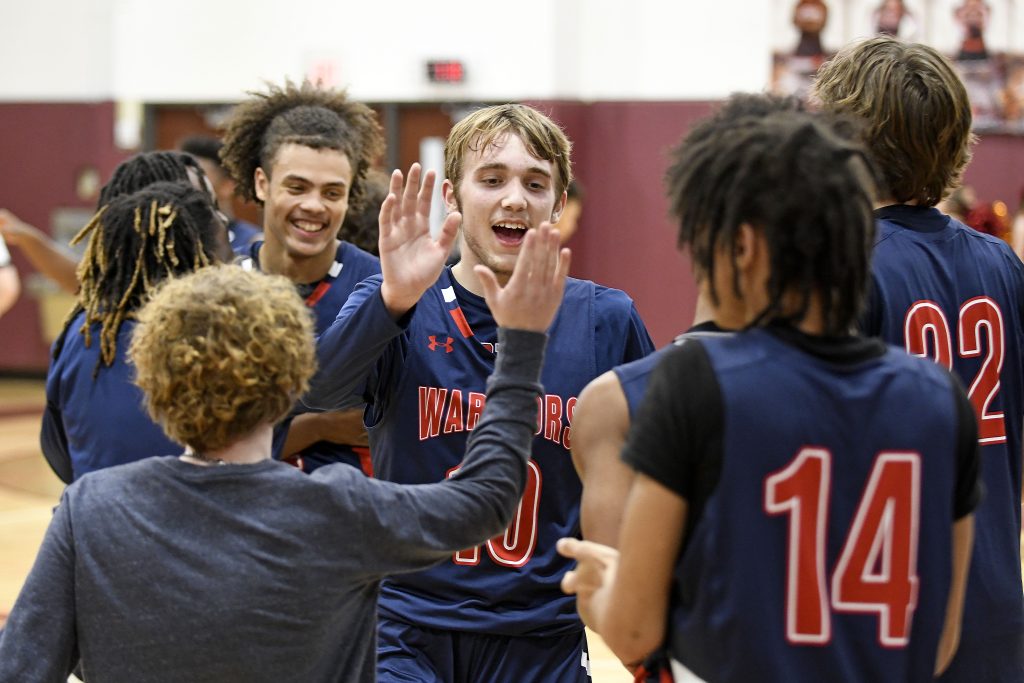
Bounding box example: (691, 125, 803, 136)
(0, 209, 41, 248)
(557, 537, 619, 631)
(474, 223, 571, 332)
(378, 164, 461, 319)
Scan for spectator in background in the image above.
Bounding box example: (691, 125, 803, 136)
(338, 169, 389, 256)
(179, 135, 263, 252)
(1011, 187, 1024, 261)
(0, 233, 20, 317)
(555, 179, 585, 244)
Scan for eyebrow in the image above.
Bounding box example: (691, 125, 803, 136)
(281, 173, 348, 187)
(476, 162, 552, 179)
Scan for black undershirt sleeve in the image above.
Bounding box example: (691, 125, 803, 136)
(950, 372, 983, 520)
(622, 341, 723, 517)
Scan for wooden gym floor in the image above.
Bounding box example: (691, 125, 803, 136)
(0, 378, 630, 682)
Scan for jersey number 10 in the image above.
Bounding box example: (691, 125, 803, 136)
(765, 448, 921, 647)
(447, 459, 542, 567)
(904, 297, 1005, 444)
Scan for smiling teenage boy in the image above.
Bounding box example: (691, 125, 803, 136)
(306, 103, 654, 682)
(221, 81, 383, 473)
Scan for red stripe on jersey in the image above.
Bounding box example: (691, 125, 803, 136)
(449, 306, 473, 338)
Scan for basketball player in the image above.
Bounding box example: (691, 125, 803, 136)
(1, 151, 231, 296)
(40, 181, 226, 483)
(220, 80, 383, 473)
(559, 110, 980, 682)
(306, 103, 654, 682)
(0, 222, 569, 680)
(815, 36, 1024, 681)
(573, 93, 799, 549)
(179, 135, 263, 251)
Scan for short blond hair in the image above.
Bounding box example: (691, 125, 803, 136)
(444, 104, 572, 197)
(130, 265, 316, 453)
(813, 36, 974, 206)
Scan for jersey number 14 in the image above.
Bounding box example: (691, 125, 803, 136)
(765, 448, 921, 647)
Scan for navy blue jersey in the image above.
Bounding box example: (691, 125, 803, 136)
(613, 322, 726, 418)
(42, 312, 181, 482)
(865, 205, 1024, 679)
(227, 218, 262, 253)
(310, 267, 653, 636)
(242, 240, 380, 471)
(625, 328, 981, 683)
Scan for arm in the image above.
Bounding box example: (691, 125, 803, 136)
(41, 362, 74, 484)
(572, 372, 634, 546)
(0, 495, 78, 681)
(281, 408, 369, 456)
(0, 209, 80, 294)
(562, 474, 687, 669)
(935, 514, 974, 676)
(0, 265, 19, 316)
(305, 164, 460, 410)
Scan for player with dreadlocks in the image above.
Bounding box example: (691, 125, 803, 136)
(0, 151, 231, 293)
(40, 181, 226, 484)
(559, 110, 980, 682)
(222, 80, 385, 475)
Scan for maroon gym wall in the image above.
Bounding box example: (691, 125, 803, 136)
(534, 101, 718, 347)
(0, 102, 1021, 370)
(0, 102, 126, 372)
(963, 134, 1024, 207)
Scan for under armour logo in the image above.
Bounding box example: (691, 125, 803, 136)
(428, 336, 454, 353)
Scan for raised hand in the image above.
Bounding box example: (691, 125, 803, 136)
(473, 223, 570, 332)
(378, 164, 461, 319)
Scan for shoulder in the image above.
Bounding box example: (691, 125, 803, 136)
(339, 241, 381, 274)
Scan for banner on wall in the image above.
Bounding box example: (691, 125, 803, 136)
(771, 0, 1024, 133)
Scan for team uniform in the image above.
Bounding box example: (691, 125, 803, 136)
(41, 313, 181, 483)
(307, 267, 653, 682)
(227, 218, 262, 253)
(239, 239, 380, 473)
(864, 204, 1024, 681)
(614, 321, 725, 418)
(624, 326, 981, 683)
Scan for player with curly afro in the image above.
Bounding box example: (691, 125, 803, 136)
(222, 80, 385, 474)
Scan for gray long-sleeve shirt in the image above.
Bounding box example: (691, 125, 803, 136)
(0, 328, 546, 683)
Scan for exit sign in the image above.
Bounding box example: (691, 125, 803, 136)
(427, 60, 465, 84)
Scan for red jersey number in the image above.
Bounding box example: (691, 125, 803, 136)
(904, 297, 1006, 444)
(447, 459, 542, 567)
(765, 448, 921, 647)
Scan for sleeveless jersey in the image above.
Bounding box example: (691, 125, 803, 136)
(665, 329, 970, 682)
(241, 240, 380, 471)
(865, 205, 1024, 679)
(613, 323, 727, 418)
(365, 268, 653, 636)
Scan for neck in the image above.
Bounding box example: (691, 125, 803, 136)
(790, 292, 827, 336)
(259, 240, 339, 285)
(450, 254, 511, 298)
(182, 424, 273, 466)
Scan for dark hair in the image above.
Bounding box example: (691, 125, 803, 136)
(221, 80, 384, 212)
(98, 151, 211, 207)
(814, 36, 974, 206)
(666, 109, 877, 335)
(179, 136, 223, 166)
(338, 169, 388, 256)
(59, 181, 221, 373)
(566, 179, 585, 203)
